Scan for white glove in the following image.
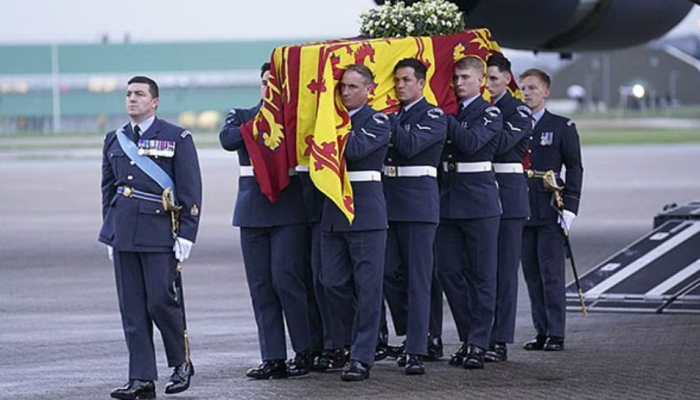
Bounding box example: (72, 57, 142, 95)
(558, 209, 576, 234)
(173, 237, 194, 262)
(107, 245, 113, 261)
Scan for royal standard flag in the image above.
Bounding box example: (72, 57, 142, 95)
(242, 29, 508, 222)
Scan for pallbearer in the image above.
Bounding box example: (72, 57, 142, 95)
(320, 64, 391, 382)
(437, 56, 503, 370)
(383, 58, 447, 375)
(484, 54, 533, 363)
(219, 63, 313, 379)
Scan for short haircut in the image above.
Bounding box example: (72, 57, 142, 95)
(455, 56, 486, 75)
(520, 68, 551, 88)
(394, 58, 427, 81)
(128, 76, 159, 98)
(487, 53, 512, 73)
(260, 62, 271, 77)
(344, 64, 374, 85)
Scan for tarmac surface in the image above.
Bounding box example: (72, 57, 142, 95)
(1, 143, 700, 399)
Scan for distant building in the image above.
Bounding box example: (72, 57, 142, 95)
(550, 35, 700, 111)
(0, 40, 301, 134)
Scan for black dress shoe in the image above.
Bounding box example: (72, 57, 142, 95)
(312, 348, 348, 372)
(341, 360, 370, 382)
(387, 342, 405, 359)
(164, 361, 194, 394)
(544, 336, 565, 351)
(462, 344, 485, 369)
(484, 343, 507, 362)
(449, 343, 468, 367)
(404, 354, 425, 375)
(396, 352, 407, 367)
(311, 352, 327, 372)
(375, 330, 389, 361)
(523, 335, 547, 351)
(110, 380, 155, 400)
(425, 336, 444, 361)
(374, 345, 388, 361)
(245, 360, 288, 379)
(287, 351, 311, 377)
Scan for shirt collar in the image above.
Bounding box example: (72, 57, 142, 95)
(131, 115, 155, 135)
(493, 91, 507, 104)
(402, 96, 424, 112)
(348, 106, 364, 117)
(532, 108, 546, 125)
(461, 94, 482, 110)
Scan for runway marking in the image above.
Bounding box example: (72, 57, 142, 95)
(650, 232, 669, 241)
(644, 258, 700, 299)
(585, 222, 700, 299)
(600, 263, 621, 272)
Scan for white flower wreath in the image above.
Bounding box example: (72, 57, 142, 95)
(359, 0, 465, 38)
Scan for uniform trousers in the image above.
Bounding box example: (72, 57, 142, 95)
(429, 269, 444, 338)
(490, 218, 526, 344)
(321, 229, 386, 366)
(310, 223, 353, 350)
(521, 223, 566, 338)
(436, 216, 500, 349)
(306, 224, 325, 352)
(384, 222, 437, 356)
(241, 225, 311, 361)
(114, 251, 185, 381)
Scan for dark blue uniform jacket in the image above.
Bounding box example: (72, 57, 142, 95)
(99, 118, 202, 252)
(494, 92, 532, 219)
(321, 105, 391, 232)
(219, 104, 307, 227)
(527, 110, 583, 225)
(440, 96, 503, 220)
(383, 98, 446, 223)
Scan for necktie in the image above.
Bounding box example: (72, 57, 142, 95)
(133, 125, 141, 143)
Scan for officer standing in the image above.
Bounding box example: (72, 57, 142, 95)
(383, 58, 446, 375)
(437, 56, 503, 370)
(320, 64, 391, 381)
(219, 63, 313, 379)
(484, 54, 532, 363)
(519, 69, 583, 352)
(99, 76, 201, 399)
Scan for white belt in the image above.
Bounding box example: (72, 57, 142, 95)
(348, 170, 382, 182)
(493, 162, 524, 174)
(239, 166, 254, 177)
(239, 166, 297, 177)
(443, 161, 492, 173)
(295, 165, 309, 173)
(382, 165, 437, 178)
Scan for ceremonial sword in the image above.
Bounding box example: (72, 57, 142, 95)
(162, 188, 192, 363)
(527, 169, 588, 316)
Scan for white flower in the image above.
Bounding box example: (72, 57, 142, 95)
(359, 0, 465, 38)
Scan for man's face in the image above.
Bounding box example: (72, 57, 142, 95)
(125, 82, 158, 121)
(260, 70, 271, 100)
(487, 66, 511, 99)
(394, 67, 425, 104)
(521, 75, 550, 111)
(340, 70, 371, 111)
(453, 66, 483, 100)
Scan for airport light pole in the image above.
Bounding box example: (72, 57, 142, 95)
(51, 43, 61, 133)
